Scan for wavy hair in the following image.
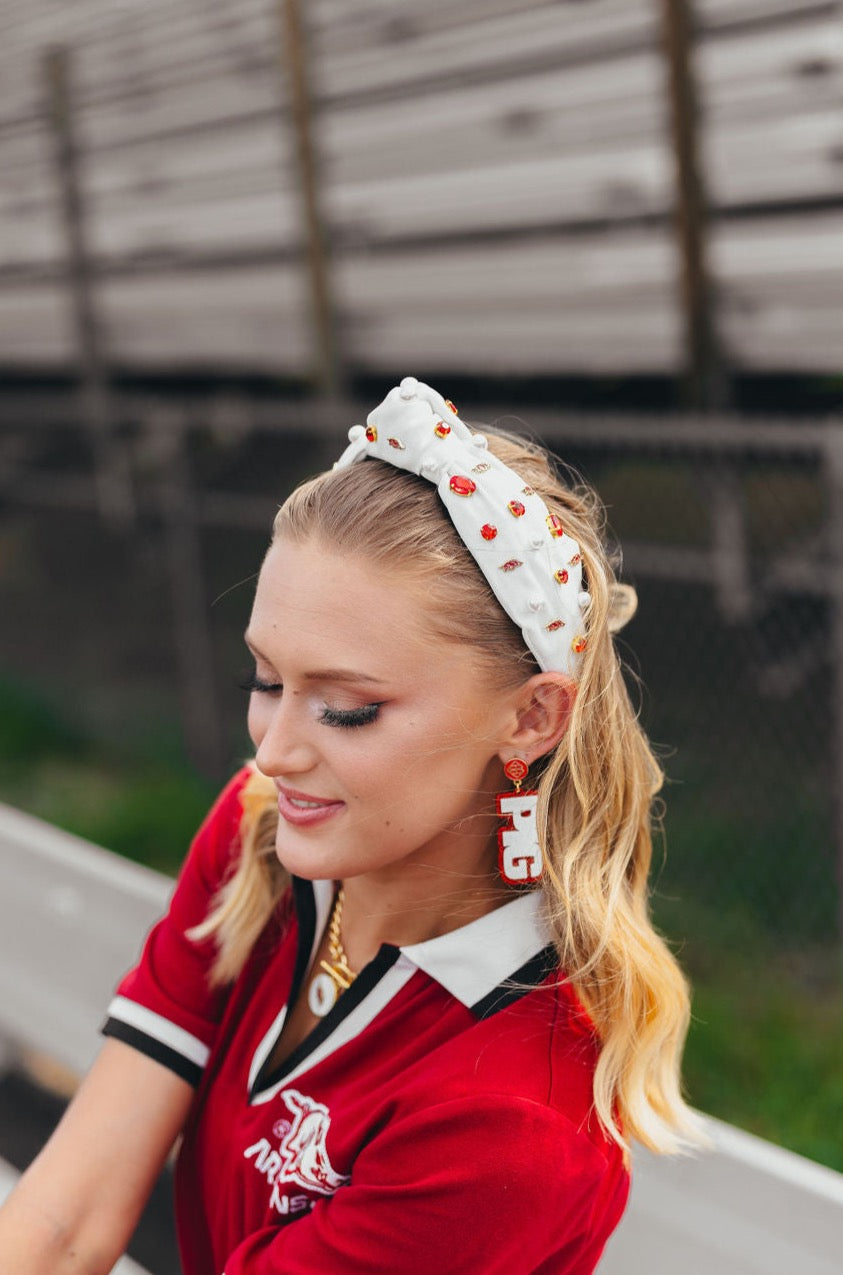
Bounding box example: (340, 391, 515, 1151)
(191, 428, 702, 1155)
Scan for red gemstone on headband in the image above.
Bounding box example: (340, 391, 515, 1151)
(480, 523, 498, 540)
(572, 635, 587, 653)
(449, 475, 476, 497)
(434, 420, 451, 438)
(508, 500, 526, 517)
(445, 399, 458, 414)
(569, 552, 582, 565)
(522, 486, 535, 496)
(554, 569, 569, 585)
(547, 514, 565, 538)
(546, 619, 565, 632)
(388, 437, 405, 449)
(500, 559, 523, 572)
(365, 424, 378, 442)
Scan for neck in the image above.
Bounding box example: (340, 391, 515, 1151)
(337, 858, 512, 972)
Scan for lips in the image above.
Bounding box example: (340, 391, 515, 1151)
(276, 784, 345, 827)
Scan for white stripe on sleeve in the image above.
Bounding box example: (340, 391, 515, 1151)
(107, 995, 211, 1068)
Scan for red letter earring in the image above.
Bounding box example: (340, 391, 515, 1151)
(497, 758, 542, 885)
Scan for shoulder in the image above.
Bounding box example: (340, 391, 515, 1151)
(420, 975, 601, 1116)
(101, 766, 258, 1082)
(386, 972, 619, 1169)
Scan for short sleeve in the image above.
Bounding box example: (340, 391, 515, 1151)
(101, 766, 252, 1085)
(220, 1094, 629, 1275)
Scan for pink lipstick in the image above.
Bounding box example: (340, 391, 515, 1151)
(276, 784, 345, 827)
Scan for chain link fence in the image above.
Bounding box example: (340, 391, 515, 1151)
(563, 426, 837, 954)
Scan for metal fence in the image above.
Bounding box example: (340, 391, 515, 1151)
(553, 413, 840, 948)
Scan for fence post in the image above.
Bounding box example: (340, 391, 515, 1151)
(824, 428, 843, 942)
(279, 0, 345, 399)
(658, 0, 724, 411)
(43, 45, 134, 528)
(151, 408, 226, 780)
(658, 1, 750, 623)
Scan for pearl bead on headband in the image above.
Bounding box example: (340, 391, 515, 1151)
(334, 376, 591, 677)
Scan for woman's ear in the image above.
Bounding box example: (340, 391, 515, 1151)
(501, 673, 576, 766)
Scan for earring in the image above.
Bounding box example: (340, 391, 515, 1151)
(497, 758, 542, 885)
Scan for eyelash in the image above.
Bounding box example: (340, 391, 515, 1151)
(239, 672, 281, 694)
(239, 672, 382, 729)
(319, 703, 382, 729)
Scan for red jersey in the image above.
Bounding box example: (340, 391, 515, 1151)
(103, 769, 629, 1274)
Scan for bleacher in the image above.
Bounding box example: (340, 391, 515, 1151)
(0, 0, 840, 374)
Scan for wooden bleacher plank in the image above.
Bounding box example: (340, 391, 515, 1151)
(1, 11, 836, 223)
(0, 207, 840, 371)
(0, 0, 839, 374)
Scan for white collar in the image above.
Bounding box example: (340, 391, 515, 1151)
(309, 879, 552, 1011)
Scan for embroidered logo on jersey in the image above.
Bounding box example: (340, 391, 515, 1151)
(244, 1088, 349, 1215)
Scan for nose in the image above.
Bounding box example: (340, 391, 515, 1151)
(250, 696, 317, 778)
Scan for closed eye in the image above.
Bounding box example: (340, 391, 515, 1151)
(319, 703, 382, 729)
(239, 671, 282, 694)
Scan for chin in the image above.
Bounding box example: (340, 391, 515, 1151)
(273, 832, 339, 881)
(274, 845, 320, 880)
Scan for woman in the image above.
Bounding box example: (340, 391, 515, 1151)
(0, 378, 701, 1273)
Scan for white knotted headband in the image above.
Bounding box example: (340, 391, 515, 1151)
(334, 376, 590, 676)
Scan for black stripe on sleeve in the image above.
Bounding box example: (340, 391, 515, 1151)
(101, 1016, 203, 1086)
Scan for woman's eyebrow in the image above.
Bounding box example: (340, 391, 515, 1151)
(302, 668, 386, 687)
(243, 636, 385, 688)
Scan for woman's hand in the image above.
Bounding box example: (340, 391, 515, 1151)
(0, 1038, 193, 1274)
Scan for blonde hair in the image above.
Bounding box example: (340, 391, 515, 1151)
(192, 429, 702, 1155)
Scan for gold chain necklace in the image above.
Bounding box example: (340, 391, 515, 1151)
(307, 888, 356, 1018)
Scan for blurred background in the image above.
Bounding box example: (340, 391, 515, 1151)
(1, 0, 842, 1209)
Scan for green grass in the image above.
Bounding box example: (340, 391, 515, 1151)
(656, 897, 843, 1171)
(687, 966, 843, 1171)
(0, 676, 217, 875)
